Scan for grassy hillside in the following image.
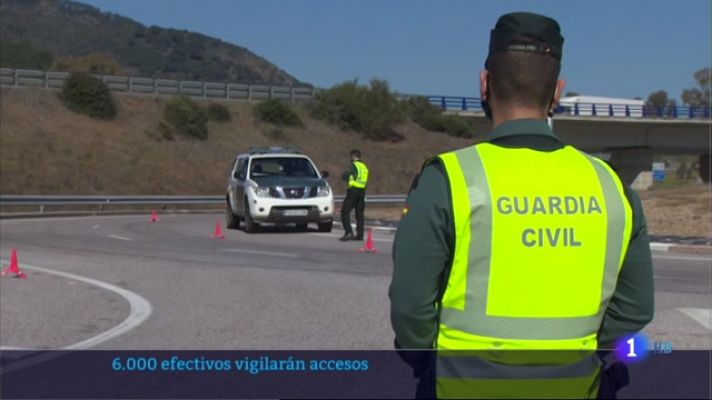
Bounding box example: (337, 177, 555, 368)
(0, 88, 474, 196)
(0, 0, 304, 85)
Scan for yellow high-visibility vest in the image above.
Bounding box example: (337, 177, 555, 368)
(433, 142, 633, 398)
(348, 160, 369, 189)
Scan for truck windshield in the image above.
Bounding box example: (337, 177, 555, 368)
(250, 157, 318, 179)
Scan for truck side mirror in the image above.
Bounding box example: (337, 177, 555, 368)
(321, 171, 330, 179)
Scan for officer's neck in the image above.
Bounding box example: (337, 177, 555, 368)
(492, 108, 547, 128)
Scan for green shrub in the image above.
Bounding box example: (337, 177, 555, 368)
(264, 127, 286, 140)
(404, 96, 442, 116)
(254, 99, 303, 127)
(440, 115, 473, 138)
(0, 42, 54, 70)
(61, 72, 117, 120)
(206, 102, 231, 122)
(406, 96, 473, 138)
(163, 96, 208, 140)
(157, 121, 174, 140)
(310, 79, 405, 141)
(413, 111, 446, 132)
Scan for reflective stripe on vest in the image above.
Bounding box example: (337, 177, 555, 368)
(348, 161, 369, 189)
(436, 143, 632, 350)
(436, 351, 601, 399)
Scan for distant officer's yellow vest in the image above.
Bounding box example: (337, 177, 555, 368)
(348, 161, 369, 189)
(433, 143, 633, 398)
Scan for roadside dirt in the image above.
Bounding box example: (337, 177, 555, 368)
(640, 183, 711, 237)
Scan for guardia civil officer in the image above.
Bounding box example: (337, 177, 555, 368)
(339, 149, 369, 241)
(389, 12, 654, 398)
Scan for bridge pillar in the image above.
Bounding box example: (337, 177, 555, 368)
(605, 147, 653, 185)
(700, 154, 711, 183)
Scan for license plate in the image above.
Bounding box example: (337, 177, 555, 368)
(283, 209, 308, 216)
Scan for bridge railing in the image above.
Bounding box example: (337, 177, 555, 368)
(427, 96, 484, 112)
(556, 102, 710, 119)
(427, 95, 710, 119)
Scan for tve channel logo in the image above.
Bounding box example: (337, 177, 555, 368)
(614, 334, 673, 363)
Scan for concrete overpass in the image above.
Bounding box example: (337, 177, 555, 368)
(460, 113, 710, 183)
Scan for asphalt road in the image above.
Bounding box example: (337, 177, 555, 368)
(1, 214, 710, 350)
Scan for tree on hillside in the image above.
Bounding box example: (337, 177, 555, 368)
(54, 53, 124, 75)
(61, 72, 117, 120)
(646, 90, 676, 108)
(681, 67, 710, 108)
(0, 42, 54, 70)
(564, 91, 580, 97)
(1, 0, 305, 85)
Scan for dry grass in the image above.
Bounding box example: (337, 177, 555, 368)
(0, 88, 473, 196)
(1, 88, 709, 238)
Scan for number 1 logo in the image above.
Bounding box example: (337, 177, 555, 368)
(626, 338, 638, 357)
(616, 334, 648, 363)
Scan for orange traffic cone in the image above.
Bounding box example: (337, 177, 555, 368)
(1, 249, 28, 279)
(359, 229, 377, 253)
(150, 210, 159, 222)
(211, 220, 225, 239)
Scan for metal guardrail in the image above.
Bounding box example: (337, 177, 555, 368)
(0, 194, 408, 211)
(426, 95, 711, 119)
(9, 68, 703, 120)
(0, 68, 315, 102)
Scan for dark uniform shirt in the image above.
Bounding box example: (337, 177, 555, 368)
(342, 163, 359, 183)
(390, 118, 654, 349)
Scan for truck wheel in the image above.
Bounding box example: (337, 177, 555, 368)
(225, 199, 238, 229)
(244, 200, 259, 233)
(318, 221, 333, 233)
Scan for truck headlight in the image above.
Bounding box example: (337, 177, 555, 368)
(317, 186, 330, 197)
(254, 186, 270, 198)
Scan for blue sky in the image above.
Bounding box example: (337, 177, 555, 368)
(81, 0, 710, 101)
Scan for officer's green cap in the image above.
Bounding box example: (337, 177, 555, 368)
(486, 12, 564, 66)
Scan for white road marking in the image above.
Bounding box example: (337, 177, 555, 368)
(678, 308, 712, 331)
(653, 254, 712, 263)
(92, 224, 100, 230)
(108, 234, 133, 241)
(0, 262, 152, 373)
(224, 248, 298, 258)
(650, 243, 673, 252)
(372, 226, 397, 231)
(332, 224, 397, 233)
(0, 215, 152, 225)
(311, 233, 394, 243)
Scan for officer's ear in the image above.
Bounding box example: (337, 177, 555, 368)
(551, 78, 566, 110)
(479, 70, 489, 100)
